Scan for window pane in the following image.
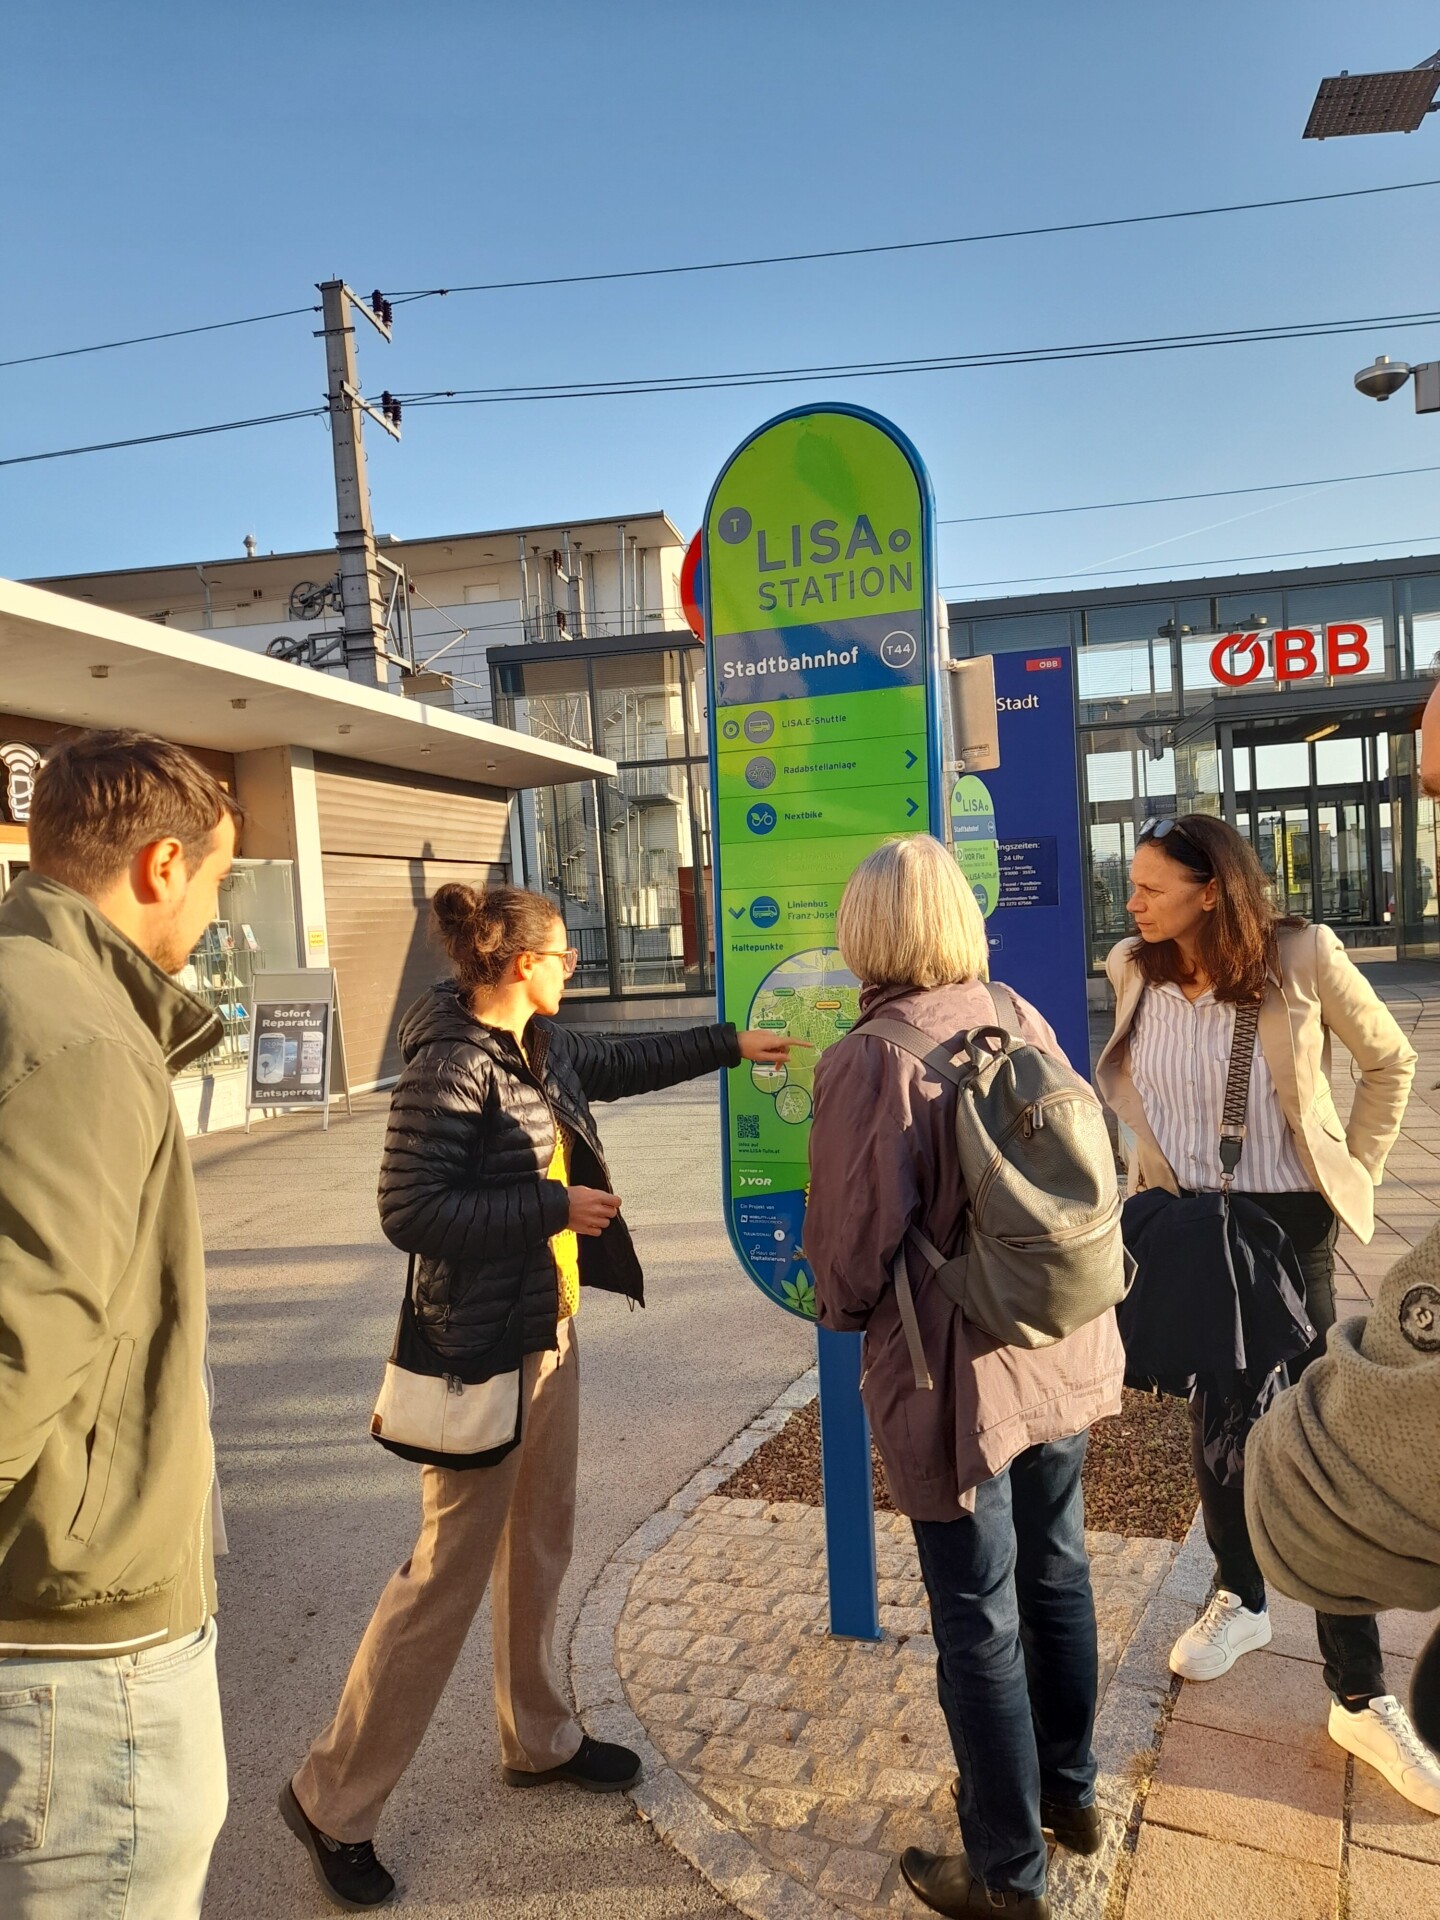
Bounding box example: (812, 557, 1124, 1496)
(593, 650, 688, 762)
(1403, 576, 1440, 677)
(1254, 741, 1310, 788)
(1080, 603, 1174, 716)
(177, 861, 299, 1075)
(1314, 735, 1364, 785)
(532, 782, 609, 992)
(601, 767, 702, 992)
(973, 610, 1073, 654)
(495, 658, 593, 750)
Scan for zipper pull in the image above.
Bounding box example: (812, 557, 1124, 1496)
(445, 1374, 465, 1396)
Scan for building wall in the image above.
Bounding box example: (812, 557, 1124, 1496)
(311, 755, 510, 1086)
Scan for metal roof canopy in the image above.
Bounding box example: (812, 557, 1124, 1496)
(0, 578, 616, 790)
(1304, 58, 1440, 138)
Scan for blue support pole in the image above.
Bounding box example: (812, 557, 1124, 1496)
(815, 1324, 880, 1640)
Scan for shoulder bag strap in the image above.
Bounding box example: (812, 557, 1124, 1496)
(1218, 1000, 1261, 1188)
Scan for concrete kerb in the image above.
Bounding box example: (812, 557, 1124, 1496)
(570, 1365, 1205, 1920)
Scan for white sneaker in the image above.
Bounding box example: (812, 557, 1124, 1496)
(1168, 1589, 1273, 1681)
(1328, 1695, 1440, 1815)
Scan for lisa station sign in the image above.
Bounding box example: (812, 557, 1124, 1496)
(1208, 622, 1373, 688)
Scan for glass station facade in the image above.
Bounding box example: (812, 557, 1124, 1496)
(491, 636, 712, 1001)
(493, 554, 1440, 1003)
(948, 554, 1440, 969)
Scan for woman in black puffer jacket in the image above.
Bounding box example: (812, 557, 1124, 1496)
(284, 883, 798, 1910)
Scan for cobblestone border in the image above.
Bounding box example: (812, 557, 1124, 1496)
(570, 1368, 1207, 1920)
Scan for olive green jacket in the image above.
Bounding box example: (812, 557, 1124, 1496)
(0, 875, 222, 1655)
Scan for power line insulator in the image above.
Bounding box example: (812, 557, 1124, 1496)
(382, 299, 393, 327)
(371, 289, 385, 315)
(390, 398, 402, 426)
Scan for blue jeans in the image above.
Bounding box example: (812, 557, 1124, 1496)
(0, 1618, 227, 1919)
(911, 1432, 1099, 1899)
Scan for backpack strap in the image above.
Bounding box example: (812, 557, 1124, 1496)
(860, 1017, 967, 1085)
(985, 981, 1020, 1034)
(861, 1024, 978, 1390)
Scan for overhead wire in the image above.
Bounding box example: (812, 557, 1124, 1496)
(0, 407, 327, 469)
(386, 178, 1440, 299)
(5, 177, 1440, 374)
(8, 308, 1440, 470)
(943, 533, 1440, 594)
(937, 461, 1440, 525)
(0, 305, 320, 372)
(394, 308, 1440, 408)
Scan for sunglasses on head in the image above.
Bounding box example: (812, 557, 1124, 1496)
(1139, 815, 1212, 874)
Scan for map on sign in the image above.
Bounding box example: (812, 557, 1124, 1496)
(747, 948, 860, 1127)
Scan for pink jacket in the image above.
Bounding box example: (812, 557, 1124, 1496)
(806, 979, 1125, 1520)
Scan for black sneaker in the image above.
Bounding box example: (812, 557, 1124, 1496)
(1039, 1797, 1103, 1855)
(900, 1848, 1050, 1918)
(502, 1733, 642, 1793)
(279, 1780, 396, 1910)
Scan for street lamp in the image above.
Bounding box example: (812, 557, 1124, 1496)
(1354, 354, 1440, 412)
(1304, 51, 1440, 138)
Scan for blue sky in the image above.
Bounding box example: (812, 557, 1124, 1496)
(6, 1, 1440, 597)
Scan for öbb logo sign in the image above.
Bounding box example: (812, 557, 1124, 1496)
(1208, 624, 1370, 687)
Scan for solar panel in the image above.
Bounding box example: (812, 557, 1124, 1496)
(1304, 68, 1440, 138)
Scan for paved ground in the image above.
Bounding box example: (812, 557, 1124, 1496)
(192, 959, 1440, 1917)
(606, 1490, 1174, 1919)
(193, 1073, 812, 1919)
(1119, 962, 1440, 1920)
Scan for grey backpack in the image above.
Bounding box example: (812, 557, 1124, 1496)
(862, 985, 1129, 1381)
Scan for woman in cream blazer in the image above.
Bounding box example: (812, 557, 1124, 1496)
(1094, 813, 1440, 1818)
(1098, 918, 1414, 1243)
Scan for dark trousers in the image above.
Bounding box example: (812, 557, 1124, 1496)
(1188, 1189, 1385, 1704)
(911, 1432, 1097, 1900)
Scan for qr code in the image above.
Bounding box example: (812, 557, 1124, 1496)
(737, 1114, 760, 1140)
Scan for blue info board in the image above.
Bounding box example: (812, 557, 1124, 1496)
(951, 646, 1089, 1073)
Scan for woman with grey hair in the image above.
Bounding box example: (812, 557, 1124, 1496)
(806, 835, 1124, 1920)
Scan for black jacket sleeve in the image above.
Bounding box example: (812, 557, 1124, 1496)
(377, 1042, 570, 1263)
(563, 1022, 742, 1105)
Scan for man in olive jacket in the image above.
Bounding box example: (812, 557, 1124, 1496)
(0, 730, 238, 1920)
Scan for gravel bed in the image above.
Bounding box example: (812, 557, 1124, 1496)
(718, 1387, 1196, 1541)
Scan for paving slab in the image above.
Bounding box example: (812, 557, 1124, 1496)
(1144, 1718, 1344, 1866)
(1349, 1842, 1440, 1919)
(1122, 1824, 1338, 1920)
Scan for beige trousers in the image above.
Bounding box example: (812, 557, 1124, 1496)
(294, 1318, 582, 1841)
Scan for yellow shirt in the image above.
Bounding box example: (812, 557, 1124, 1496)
(547, 1129, 581, 1320)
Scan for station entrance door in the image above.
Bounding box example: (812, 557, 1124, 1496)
(1219, 703, 1438, 957)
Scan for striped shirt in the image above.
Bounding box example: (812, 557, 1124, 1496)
(1129, 981, 1313, 1194)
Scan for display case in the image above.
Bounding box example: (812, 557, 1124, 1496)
(177, 860, 299, 1075)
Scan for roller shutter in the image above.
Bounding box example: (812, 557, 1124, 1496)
(314, 758, 510, 1086)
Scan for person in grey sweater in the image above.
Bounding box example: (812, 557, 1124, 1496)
(1245, 670, 1440, 1765)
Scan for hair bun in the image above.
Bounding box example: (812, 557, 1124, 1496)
(430, 882, 483, 939)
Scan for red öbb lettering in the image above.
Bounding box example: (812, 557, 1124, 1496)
(1325, 623, 1370, 676)
(1209, 633, 1266, 686)
(1274, 629, 1318, 682)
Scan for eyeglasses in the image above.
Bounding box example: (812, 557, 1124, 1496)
(1139, 815, 1212, 874)
(531, 947, 579, 979)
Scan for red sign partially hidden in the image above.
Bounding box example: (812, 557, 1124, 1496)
(680, 531, 704, 641)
